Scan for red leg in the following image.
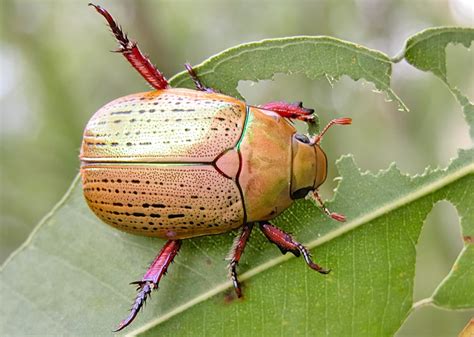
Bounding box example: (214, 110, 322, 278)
(310, 190, 346, 222)
(114, 240, 181, 332)
(89, 3, 169, 90)
(259, 222, 330, 274)
(259, 101, 316, 123)
(227, 223, 254, 298)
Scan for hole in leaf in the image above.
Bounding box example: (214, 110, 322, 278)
(446, 43, 473, 102)
(413, 200, 463, 301)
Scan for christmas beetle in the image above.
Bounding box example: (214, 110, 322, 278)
(82, 4, 351, 331)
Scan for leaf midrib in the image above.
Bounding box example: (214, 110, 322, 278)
(127, 159, 474, 336)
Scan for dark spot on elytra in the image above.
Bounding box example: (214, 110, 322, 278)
(168, 214, 185, 219)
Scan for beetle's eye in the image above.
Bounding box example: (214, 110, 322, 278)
(295, 134, 310, 144)
(291, 187, 312, 199)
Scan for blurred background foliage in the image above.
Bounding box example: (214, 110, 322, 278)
(0, 0, 472, 336)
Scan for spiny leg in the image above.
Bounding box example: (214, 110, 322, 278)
(114, 240, 182, 332)
(184, 62, 216, 93)
(259, 221, 329, 274)
(227, 223, 254, 298)
(89, 3, 169, 90)
(258, 101, 316, 123)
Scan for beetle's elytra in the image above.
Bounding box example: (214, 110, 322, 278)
(83, 4, 351, 331)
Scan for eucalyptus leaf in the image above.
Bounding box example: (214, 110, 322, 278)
(169, 36, 407, 112)
(1, 31, 473, 337)
(401, 27, 474, 140)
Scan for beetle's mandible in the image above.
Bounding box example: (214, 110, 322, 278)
(82, 4, 351, 331)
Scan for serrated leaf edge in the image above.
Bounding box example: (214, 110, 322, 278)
(127, 151, 473, 336)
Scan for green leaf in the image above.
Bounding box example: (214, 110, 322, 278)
(1, 33, 473, 337)
(169, 36, 408, 112)
(401, 27, 474, 140)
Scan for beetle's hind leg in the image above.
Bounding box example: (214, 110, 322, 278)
(227, 223, 254, 298)
(114, 240, 182, 332)
(89, 3, 169, 90)
(184, 63, 217, 93)
(259, 221, 330, 274)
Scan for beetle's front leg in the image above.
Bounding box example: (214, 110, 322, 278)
(258, 101, 316, 123)
(227, 223, 254, 298)
(115, 240, 182, 332)
(89, 3, 169, 90)
(259, 221, 330, 274)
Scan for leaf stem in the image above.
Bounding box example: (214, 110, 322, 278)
(391, 48, 405, 63)
(412, 297, 434, 311)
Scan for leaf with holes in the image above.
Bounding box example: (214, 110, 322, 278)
(1, 32, 473, 337)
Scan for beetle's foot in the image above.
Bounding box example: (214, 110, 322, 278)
(227, 223, 254, 298)
(229, 260, 243, 298)
(295, 243, 331, 274)
(259, 222, 329, 275)
(311, 191, 346, 222)
(258, 101, 315, 123)
(114, 281, 154, 332)
(184, 63, 216, 93)
(114, 240, 182, 331)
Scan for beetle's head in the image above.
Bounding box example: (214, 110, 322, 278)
(290, 134, 327, 199)
(290, 117, 351, 200)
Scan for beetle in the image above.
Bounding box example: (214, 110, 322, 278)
(82, 4, 351, 331)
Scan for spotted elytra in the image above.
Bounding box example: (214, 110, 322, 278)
(82, 4, 351, 331)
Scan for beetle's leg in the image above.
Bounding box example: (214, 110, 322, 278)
(114, 240, 181, 332)
(184, 63, 216, 93)
(259, 221, 330, 274)
(227, 223, 254, 298)
(89, 3, 169, 90)
(311, 117, 352, 144)
(310, 190, 346, 222)
(258, 101, 316, 123)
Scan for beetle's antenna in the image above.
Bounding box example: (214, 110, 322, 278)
(310, 191, 346, 222)
(312, 117, 352, 144)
